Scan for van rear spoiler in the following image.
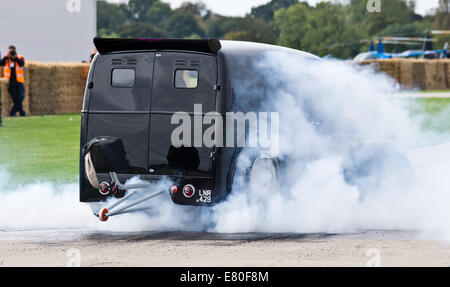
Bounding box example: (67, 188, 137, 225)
(94, 37, 222, 55)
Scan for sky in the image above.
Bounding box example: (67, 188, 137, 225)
(106, 0, 440, 17)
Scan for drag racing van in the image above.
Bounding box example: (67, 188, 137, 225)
(80, 38, 410, 221)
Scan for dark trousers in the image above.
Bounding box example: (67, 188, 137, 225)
(8, 82, 26, 116)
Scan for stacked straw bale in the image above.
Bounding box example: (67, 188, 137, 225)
(424, 60, 447, 90)
(359, 59, 400, 81)
(446, 61, 450, 89)
(1, 61, 88, 116)
(411, 60, 426, 90)
(27, 61, 89, 114)
(358, 59, 450, 90)
(378, 59, 401, 81)
(0, 78, 7, 117)
(398, 60, 415, 89)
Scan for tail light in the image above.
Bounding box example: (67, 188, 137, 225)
(183, 184, 195, 198)
(170, 185, 178, 194)
(99, 182, 110, 196)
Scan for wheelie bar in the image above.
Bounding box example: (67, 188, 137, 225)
(96, 172, 166, 221)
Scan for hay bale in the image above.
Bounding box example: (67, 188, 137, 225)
(27, 62, 57, 114)
(52, 63, 89, 114)
(355, 59, 450, 91)
(423, 60, 447, 90)
(445, 60, 450, 90)
(27, 61, 89, 115)
(0, 78, 8, 117)
(3, 60, 89, 116)
(398, 60, 416, 89)
(410, 60, 426, 90)
(378, 59, 401, 82)
(357, 59, 401, 84)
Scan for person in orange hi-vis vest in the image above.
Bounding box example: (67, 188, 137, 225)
(0, 45, 26, 116)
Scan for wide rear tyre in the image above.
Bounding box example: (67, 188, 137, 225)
(229, 152, 279, 194)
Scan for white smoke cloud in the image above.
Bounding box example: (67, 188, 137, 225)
(0, 170, 91, 230)
(2, 52, 450, 241)
(0, 171, 211, 232)
(210, 52, 450, 239)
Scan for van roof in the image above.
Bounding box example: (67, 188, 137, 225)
(219, 40, 319, 59)
(94, 37, 222, 55)
(93, 37, 319, 60)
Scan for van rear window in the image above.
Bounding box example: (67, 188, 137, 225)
(112, 68, 135, 88)
(175, 70, 198, 89)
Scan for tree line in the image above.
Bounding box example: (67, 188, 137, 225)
(98, 0, 448, 59)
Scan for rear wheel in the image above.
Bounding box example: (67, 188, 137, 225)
(229, 152, 279, 194)
(249, 155, 279, 193)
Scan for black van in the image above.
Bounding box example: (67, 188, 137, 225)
(79, 38, 320, 217)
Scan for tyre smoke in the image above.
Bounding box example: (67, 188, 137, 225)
(210, 51, 450, 239)
(2, 51, 450, 240)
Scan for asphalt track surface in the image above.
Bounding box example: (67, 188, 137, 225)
(0, 229, 449, 266)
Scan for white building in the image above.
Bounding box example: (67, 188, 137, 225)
(0, 0, 96, 62)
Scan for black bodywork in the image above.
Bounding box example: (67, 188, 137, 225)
(80, 38, 317, 206)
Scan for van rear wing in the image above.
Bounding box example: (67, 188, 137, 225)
(94, 37, 222, 55)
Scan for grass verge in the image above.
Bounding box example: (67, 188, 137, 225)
(0, 114, 80, 184)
